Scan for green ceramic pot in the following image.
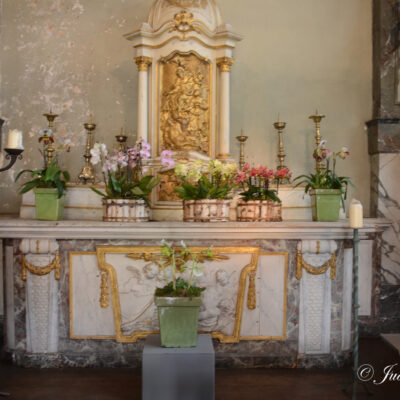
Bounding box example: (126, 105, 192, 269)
(34, 188, 65, 221)
(155, 296, 202, 348)
(310, 189, 342, 222)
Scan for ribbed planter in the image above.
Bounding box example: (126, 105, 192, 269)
(34, 188, 65, 221)
(237, 200, 282, 222)
(102, 198, 149, 222)
(310, 189, 342, 222)
(183, 199, 231, 222)
(155, 296, 202, 348)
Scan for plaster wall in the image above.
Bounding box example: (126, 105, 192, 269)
(0, 0, 372, 215)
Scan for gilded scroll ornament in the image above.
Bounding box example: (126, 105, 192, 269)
(170, 11, 199, 34)
(21, 251, 60, 281)
(217, 57, 234, 73)
(296, 250, 336, 280)
(160, 52, 211, 154)
(247, 271, 256, 310)
(135, 56, 152, 71)
(100, 272, 110, 308)
(158, 170, 182, 201)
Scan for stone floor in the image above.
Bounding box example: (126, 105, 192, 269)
(0, 338, 399, 400)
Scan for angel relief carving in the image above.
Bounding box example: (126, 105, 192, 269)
(160, 53, 210, 155)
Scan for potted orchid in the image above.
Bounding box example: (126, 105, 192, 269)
(90, 139, 174, 222)
(236, 164, 292, 222)
(154, 240, 213, 347)
(293, 141, 352, 221)
(174, 159, 238, 222)
(15, 128, 70, 221)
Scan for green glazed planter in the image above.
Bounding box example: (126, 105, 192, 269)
(155, 296, 202, 348)
(34, 188, 65, 221)
(310, 189, 342, 222)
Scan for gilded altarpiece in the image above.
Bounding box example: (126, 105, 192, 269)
(158, 51, 211, 156)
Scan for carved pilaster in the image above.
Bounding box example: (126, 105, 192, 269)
(298, 240, 337, 354)
(19, 239, 60, 353)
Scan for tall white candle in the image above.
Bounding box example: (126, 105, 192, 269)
(349, 199, 363, 228)
(6, 129, 24, 150)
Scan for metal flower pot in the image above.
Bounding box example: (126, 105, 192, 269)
(155, 296, 202, 348)
(34, 188, 65, 221)
(310, 189, 342, 222)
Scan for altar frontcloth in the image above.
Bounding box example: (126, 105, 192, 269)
(142, 334, 215, 400)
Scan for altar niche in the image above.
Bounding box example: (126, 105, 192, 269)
(159, 51, 212, 156)
(124, 0, 242, 220)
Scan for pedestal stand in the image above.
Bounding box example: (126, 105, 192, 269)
(142, 334, 215, 400)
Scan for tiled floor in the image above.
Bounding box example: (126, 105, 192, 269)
(0, 337, 399, 400)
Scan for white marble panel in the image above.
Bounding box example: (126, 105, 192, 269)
(241, 254, 286, 338)
(5, 246, 15, 349)
(105, 252, 252, 337)
(342, 248, 353, 350)
(70, 254, 115, 337)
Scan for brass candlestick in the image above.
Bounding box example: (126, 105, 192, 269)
(78, 120, 96, 184)
(273, 114, 287, 172)
(43, 110, 58, 167)
(309, 110, 326, 172)
(115, 129, 128, 152)
(235, 130, 248, 170)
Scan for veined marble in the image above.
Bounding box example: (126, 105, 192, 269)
(373, 154, 400, 285)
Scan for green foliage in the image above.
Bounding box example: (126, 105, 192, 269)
(155, 278, 205, 298)
(154, 240, 214, 298)
(293, 170, 354, 209)
(15, 161, 70, 199)
(175, 175, 234, 200)
(239, 186, 281, 203)
(91, 172, 160, 205)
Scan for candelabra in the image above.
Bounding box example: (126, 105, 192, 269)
(116, 129, 128, 152)
(43, 111, 59, 167)
(78, 120, 97, 184)
(0, 118, 24, 173)
(235, 130, 248, 170)
(273, 115, 288, 173)
(309, 111, 325, 172)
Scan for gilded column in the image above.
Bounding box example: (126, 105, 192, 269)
(135, 56, 152, 142)
(217, 57, 234, 159)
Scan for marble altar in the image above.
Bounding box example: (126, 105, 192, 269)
(0, 217, 389, 368)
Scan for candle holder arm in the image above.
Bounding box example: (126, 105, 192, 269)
(0, 148, 23, 173)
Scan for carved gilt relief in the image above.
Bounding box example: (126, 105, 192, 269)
(167, 0, 208, 8)
(160, 51, 211, 155)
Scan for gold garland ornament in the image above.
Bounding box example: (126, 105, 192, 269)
(296, 250, 336, 280)
(22, 251, 60, 281)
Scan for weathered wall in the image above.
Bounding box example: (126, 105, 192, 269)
(0, 0, 372, 215)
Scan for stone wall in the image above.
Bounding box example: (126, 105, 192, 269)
(0, 0, 373, 215)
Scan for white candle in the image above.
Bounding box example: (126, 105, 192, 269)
(6, 129, 24, 150)
(349, 199, 363, 228)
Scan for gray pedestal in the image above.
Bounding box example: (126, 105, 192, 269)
(142, 334, 215, 400)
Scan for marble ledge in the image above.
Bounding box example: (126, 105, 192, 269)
(0, 216, 390, 240)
